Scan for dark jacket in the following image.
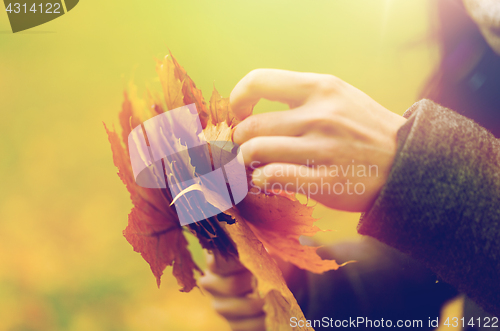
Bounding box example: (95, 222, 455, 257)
(359, 99, 500, 317)
(290, 99, 499, 330)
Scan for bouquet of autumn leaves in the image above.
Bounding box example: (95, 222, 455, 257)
(105, 53, 343, 331)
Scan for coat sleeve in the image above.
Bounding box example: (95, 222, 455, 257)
(357, 99, 500, 317)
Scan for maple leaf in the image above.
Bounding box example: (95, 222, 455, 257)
(168, 51, 210, 128)
(106, 53, 345, 330)
(233, 188, 350, 273)
(105, 56, 237, 291)
(105, 118, 201, 291)
(223, 216, 313, 331)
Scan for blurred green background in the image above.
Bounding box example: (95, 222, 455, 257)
(0, 0, 437, 330)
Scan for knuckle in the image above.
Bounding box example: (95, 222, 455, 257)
(262, 164, 280, 182)
(315, 74, 343, 95)
(242, 137, 262, 163)
(245, 69, 265, 89)
(306, 111, 337, 133)
(198, 271, 211, 284)
(198, 275, 209, 288)
(240, 116, 260, 140)
(198, 272, 218, 292)
(205, 254, 216, 270)
(306, 112, 327, 129)
(313, 140, 338, 165)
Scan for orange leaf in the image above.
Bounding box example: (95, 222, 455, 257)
(223, 215, 314, 331)
(156, 55, 185, 111)
(106, 53, 346, 330)
(106, 55, 238, 292)
(169, 52, 209, 128)
(105, 123, 201, 291)
(234, 188, 345, 273)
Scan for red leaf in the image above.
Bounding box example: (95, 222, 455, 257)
(105, 116, 202, 291)
(232, 188, 349, 273)
(106, 54, 346, 330)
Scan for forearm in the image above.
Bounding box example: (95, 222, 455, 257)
(358, 99, 500, 316)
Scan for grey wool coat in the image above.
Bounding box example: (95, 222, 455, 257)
(359, 99, 500, 317)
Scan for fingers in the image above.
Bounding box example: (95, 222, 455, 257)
(227, 315, 266, 331)
(251, 162, 324, 193)
(199, 269, 255, 297)
(240, 136, 314, 167)
(230, 69, 325, 120)
(202, 253, 265, 331)
(232, 108, 307, 145)
(212, 296, 265, 320)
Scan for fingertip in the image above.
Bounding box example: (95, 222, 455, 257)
(251, 168, 265, 186)
(232, 115, 258, 146)
(230, 73, 257, 120)
(232, 125, 243, 146)
(230, 97, 255, 121)
(250, 164, 273, 193)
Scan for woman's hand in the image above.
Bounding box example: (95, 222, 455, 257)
(231, 69, 406, 212)
(199, 252, 265, 331)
